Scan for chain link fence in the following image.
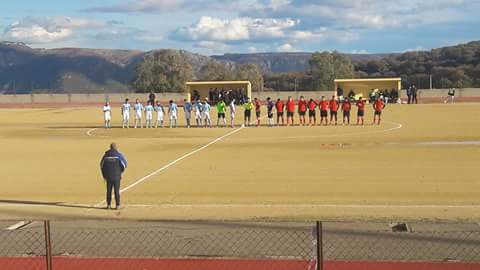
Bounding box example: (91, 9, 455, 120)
(1, 220, 479, 270)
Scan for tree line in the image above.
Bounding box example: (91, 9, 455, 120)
(133, 41, 480, 93)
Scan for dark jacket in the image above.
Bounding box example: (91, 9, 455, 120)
(100, 149, 127, 181)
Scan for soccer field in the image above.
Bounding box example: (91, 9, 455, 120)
(0, 103, 479, 221)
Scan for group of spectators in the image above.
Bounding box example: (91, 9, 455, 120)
(406, 85, 418, 104)
(200, 88, 248, 105)
(337, 87, 400, 104)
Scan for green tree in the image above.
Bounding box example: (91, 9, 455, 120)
(133, 50, 193, 93)
(236, 64, 264, 92)
(309, 51, 354, 91)
(198, 61, 235, 81)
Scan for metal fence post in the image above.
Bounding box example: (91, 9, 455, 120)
(316, 221, 323, 270)
(44, 220, 53, 270)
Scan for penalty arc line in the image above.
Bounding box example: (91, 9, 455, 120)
(281, 121, 403, 140)
(93, 126, 245, 208)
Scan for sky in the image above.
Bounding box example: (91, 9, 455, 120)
(1, 0, 479, 55)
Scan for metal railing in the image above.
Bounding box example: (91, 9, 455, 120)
(1, 220, 479, 270)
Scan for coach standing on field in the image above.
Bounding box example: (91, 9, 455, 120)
(100, 143, 127, 210)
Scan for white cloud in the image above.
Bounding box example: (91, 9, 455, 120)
(172, 16, 308, 43)
(277, 43, 297, 52)
(84, 0, 182, 13)
(194, 41, 231, 52)
(2, 17, 105, 44)
(248, 46, 258, 53)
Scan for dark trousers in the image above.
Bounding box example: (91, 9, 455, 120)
(407, 95, 411, 104)
(412, 94, 418, 104)
(106, 179, 121, 207)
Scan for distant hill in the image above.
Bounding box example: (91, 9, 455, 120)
(0, 41, 478, 93)
(0, 43, 213, 94)
(213, 52, 392, 73)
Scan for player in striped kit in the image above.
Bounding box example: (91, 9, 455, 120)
(134, 99, 144, 129)
(229, 99, 236, 128)
(121, 99, 131, 129)
(155, 101, 165, 128)
(168, 100, 178, 128)
(144, 101, 154, 128)
(103, 102, 112, 129)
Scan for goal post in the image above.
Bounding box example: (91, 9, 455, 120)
(186, 81, 252, 102)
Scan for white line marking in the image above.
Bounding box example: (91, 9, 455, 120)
(86, 128, 98, 136)
(281, 121, 403, 140)
(119, 203, 480, 209)
(4, 221, 32, 231)
(4, 202, 480, 210)
(94, 126, 246, 208)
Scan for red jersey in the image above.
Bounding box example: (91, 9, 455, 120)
(329, 100, 339, 112)
(255, 100, 261, 111)
(286, 100, 295, 113)
(319, 100, 329, 111)
(342, 101, 352, 112)
(374, 100, 385, 112)
(276, 101, 284, 112)
(357, 100, 365, 111)
(298, 100, 307, 112)
(308, 101, 317, 111)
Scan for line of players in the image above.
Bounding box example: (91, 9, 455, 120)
(102, 95, 386, 129)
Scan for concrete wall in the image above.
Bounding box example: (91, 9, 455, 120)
(0, 89, 479, 105)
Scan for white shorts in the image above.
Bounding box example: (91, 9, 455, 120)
(135, 111, 143, 120)
(185, 111, 191, 120)
(146, 111, 153, 120)
(170, 113, 178, 120)
(195, 111, 202, 119)
(104, 112, 111, 121)
(123, 112, 130, 121)
(204, 111, 211, 120)
(157, 112, 164, 121)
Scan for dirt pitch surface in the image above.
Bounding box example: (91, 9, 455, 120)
(0, 103, 479, 222)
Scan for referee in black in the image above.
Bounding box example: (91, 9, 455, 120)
(100, 143, 128, 210)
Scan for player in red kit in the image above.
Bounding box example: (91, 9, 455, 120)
(356, 98, 366, 125)
(373, 97, 386, 125)
(298, 96, 307, 126)
(307, 98, 317, 126)
(319, 96, 329, 126)
(275, 98, 285, 126)
(329, 96, 339, 125)
(286, 96, 296, 126)
(254, 98, 261, 127)
(342, 98, 352, 125)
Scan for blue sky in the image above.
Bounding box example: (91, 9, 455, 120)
(1, 0, 479, 55)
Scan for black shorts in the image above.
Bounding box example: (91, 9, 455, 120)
(268, 112, 274, 119)
(374, 111, 382, 116)
(287, 112, 294, 118)
(256, 111, 261, 118)
(244, 110, 251, 118)
(308, 110, 316, 117)
(357, 110, 364, 117)
(320, 110, 328, 117)
(218, 113, 225, 118)
(299, 111, 306, 116)
(277, 112, 284, 117)
(343, 111, 350, 118)
(330, 111, 338, 116)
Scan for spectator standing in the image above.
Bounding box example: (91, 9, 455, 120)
(100, 143, 127, 210)
(411, 85, 418, 104)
